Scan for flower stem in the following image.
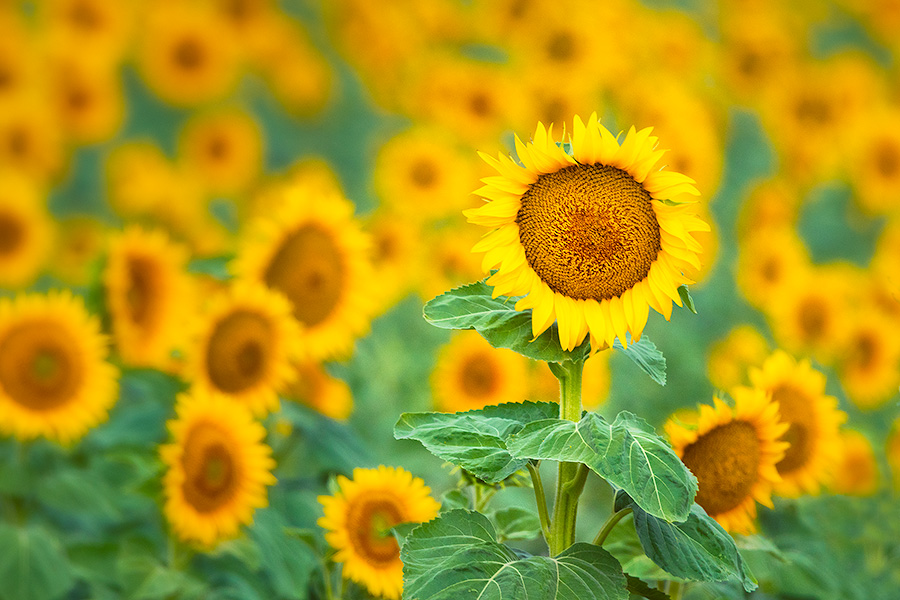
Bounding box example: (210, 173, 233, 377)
(527, 462, 551, 546)
(549, 358, 585, 556)
(592, 507, 633, 546)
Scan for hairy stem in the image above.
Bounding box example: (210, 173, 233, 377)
(527, 462, 552, 546)
(549, 358, 585, 556)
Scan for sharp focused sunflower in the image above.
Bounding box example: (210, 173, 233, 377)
(466, 114, 709, 352)
(318, 466, 440, 600)
(233, 184, 375, 361)
(749, 350, 846, 497)
(104, 227, 195, 370)
(0, 291, 118, 444)
(666, 388, 788, 534)
(431, 330, 529, 413)
(188, 282, 301, 418)
(161, 390, 276, 548)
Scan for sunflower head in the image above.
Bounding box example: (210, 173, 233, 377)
(465, 114, 709, 352)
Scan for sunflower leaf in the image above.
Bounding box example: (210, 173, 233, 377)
(616, 491, 757, 592)
(611, 335, 667, 386)
(0, 524, 74, 600)
(677, 285, 697, 314)
(506, 411, 696, 522)
(490, 506, 542, 541)
(393, 401, 559, 483)
(423, 280, 590, 363)
(402, 509, 628, 600)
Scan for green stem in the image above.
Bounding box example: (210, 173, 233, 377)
(549, 358, 585, 556)
(527, 462, 551, 546)
(668, 581, 684, 600)
(592, 507, 633, 546)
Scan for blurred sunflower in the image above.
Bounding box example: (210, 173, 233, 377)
(318, 465, 440, 600)
(105, 140, 173, 217)
(161, 390, 276, 548)
(50, 215, 107, 286)
(416, 223, 483, 301)
(830, 430, 880, 497)
(431, 330, 529, 413)
(178, 107, 263, 197)
(736, 178, 801, 239)
(283, 360, 354, 421)
(137, 3, 240, 106)
(0, 14, 39, 102)
(749, 351, 846, 497)
(467, 114, 708, 352)
(0, 291, 118, 444)
(104, 227, 194, 370)
(189, 282, 301, 418)
(736, 228, 809, 310)
(366, 211, 423, 313)
(0, 173, 53, 288)
(49, 57, 124, 145)
(38, 0, 135, 62)
(835, 310, 900, 410)
(0, 94, 65, 182)
(706, 325, 770, 391)
(666, 388, 788, 534)
(850, 107, 900, 215)
(234, 185, 375, 361)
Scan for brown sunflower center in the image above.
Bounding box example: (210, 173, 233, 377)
(65, 84, 91, 113)
(173, 37, 206, 71)
(460, 352, 498, 398)
(7, 126, 31, 158)
(771, 385, 816, 475)
(125, 256, 160, 328)
(181, 423, 238, 513)
(681, 421, 760, 516)
(517, 163, 661, 301)
(68, 1, 102, 31)
(468, 92, 492, 118)
(0, 320, 83, 411)
(0, 210, 24, 255)
(849, 331, 879, 372)
(546, 31, 575, 62)
(874, 140, 900, 178)
(347, 496, 403, 567)
(206, 135, 229, 161)
(264, 224, 344, 327)
(409, 159, 437, 188)
(797, 297, 827, 342)
(206, 310, 272, 394)
(795, 96, 833, 127)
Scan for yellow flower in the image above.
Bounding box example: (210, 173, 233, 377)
(161, 390, 276, 548)
(706, 325, 770, 391)
(666, 388, 788, 534)
(0, 172, 53, 289)
(366, 211, 423, 314)
(749, 350, 846, 497)
(50, 215, 107, 286)
(466, 114, 709, 352)
(415, 223, 484, 302)
(850, 106, 900, 216)
(283, 360, 354, 421)
(38, 0, 136, 63)
(49, 57, 125, 145)
(736, 228, 810, 310)
(0, 15, 39, 103)
(830, 430, 880, 497)
(233, 184, 375, 361)
(736, 178, 801, 240)
(103, 227, 195, 370)
(0, 94, 65, 182)
(835, 309, 900, 411)
(431, 330, 529, 413)
(0, 291, 118, 444)
(318, 466, 440, 600)
(188, 282, 301, 418)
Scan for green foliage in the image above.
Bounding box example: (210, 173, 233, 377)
(186, 255, 235, 281)
(251, 508, 318, 599)
(677, 285, 697, 315)
(507, 412, 697, 522)
(611, 336, 668, 386)
(615, 492, 757, 592)
(624, 575, 672, 600)
(491, 506, 543, 541)
(0, 524, 74, 600)
(401, 509, 629, 600)
(393, 401, 559, 483)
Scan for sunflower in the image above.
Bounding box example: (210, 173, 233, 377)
(0, 173, 53, 289)
(416, 223, 484, 302)
(466, 114, 709, 352)
(0, 291, 118, 444)
(736, 227, 810, 310)
(835, 309, 900, 411)
(736, 178, 801, 240)
(706, 325, 770, 391)
(665, 388, 789, 534)
(38, 0, 135, 62)
(431, 330, 529, 413)
(104, 227, 195, 370)
(233, 184, 375, 361)
(749, 350, 846, 497)
(160, 390, 276, 548)
(282, 360, 354, 421)
(366, 211, 423, 314)
(49, 57, 124, 145)
(178, 107, 263, 197)
(0, 14, 39, 102)
(0, 94, 65, 182)
(50, 215, 107, 286)
(850, 106, 900, 216)
(318, 465, 440, 600)
(188, 282, 301, 418)
(830, 430, 880, 497)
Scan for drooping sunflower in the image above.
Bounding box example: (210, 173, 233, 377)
(0, 291, 118, 444)
(830, 430, 880, 497)
(160, 390, 276, 548)
(282, 360, 354, 421)
(431, 330, 529, 413)
(0, 173, 53, 289)
(466, 114, 709, 352)
(318, 465, 440, 600)
(104, 227, 195, 370)
(666, 388, 789, 534)
(233, 184, 375, 362)
(188, 282, 301, 418)
(749, 350, 846, 497)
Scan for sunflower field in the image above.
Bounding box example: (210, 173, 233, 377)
(1, 0, 899, 599)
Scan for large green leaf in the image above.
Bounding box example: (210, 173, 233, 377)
(616, 492, 757, 592)
(491, 506, 542, 541)
(507, 411, 696, 522)
(251, 508, 317, 600)
(611, 335, 667, 386)
(393, 401, 559, 483)
(0, 524, 74, 600)
(402, 509, 628, 600)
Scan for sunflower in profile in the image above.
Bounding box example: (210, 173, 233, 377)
(666, 388, 788, 534)
(749, 350, 846, 497)
(466, 114, 708, 352)
(0, 173, 53, 289)
(282, 360, 354, 421)
(0, 291, 118, 444)
(431, 330, 529, 413)
(104, 227, 195, 370)
(161, 390, 276, 548)
(188, 282, 301, 418)
(233, 184, 375, 361)
(318, 466, 440, 600)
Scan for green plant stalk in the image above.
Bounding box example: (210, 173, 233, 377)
(549, 358, 586, 556)
(527, 462, 551, 545)
(592, 507, 633, 546)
